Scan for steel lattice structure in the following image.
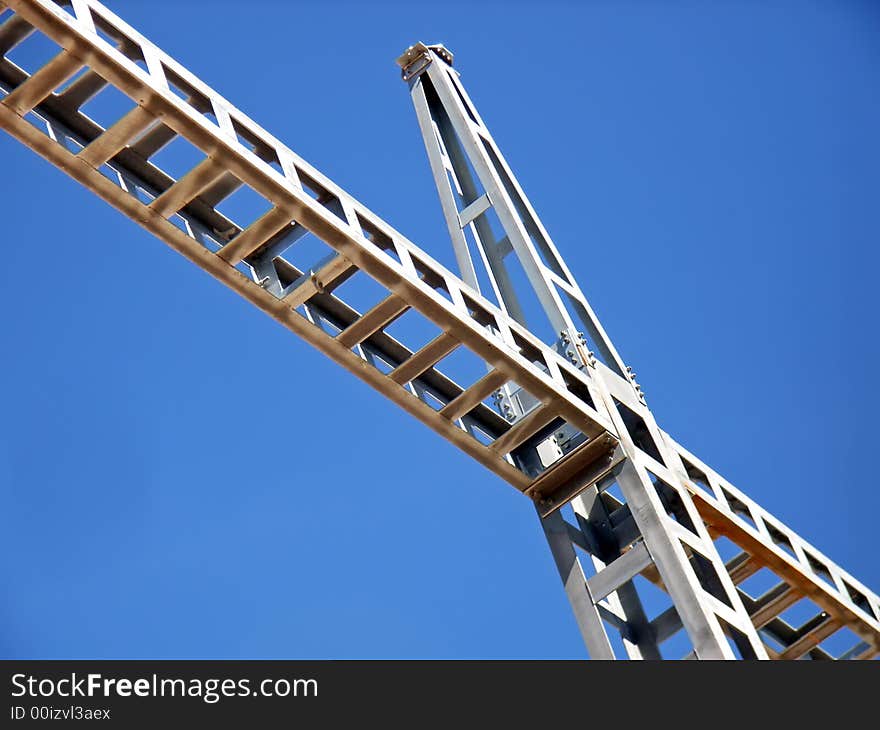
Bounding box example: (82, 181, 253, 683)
(0, 0, 876, 660)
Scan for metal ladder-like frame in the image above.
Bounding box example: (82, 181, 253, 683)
(0, 1, 877, 659)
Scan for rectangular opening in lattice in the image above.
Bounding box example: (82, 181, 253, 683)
(842, 581, 874, 618)
(431, 345, 486, 391)
(681, 456, 714, 497)
(460, 291, 496, 329)
(648, 470, 699, 535)
(145, 129, 207, 181)
(596, 612, 629, 660)
(4, 25, 61, 74)
(409, 383, 446, 411)
(212, 180, 274, 237)
(302, 304, 343, 337)
(718, 618, 758, 659)
(493, 241, 559, 346)
(90, 8, 148, 72)
(559, 368, 595, 410)
(632, 575, 696, 660)
(803, 552, 836, 591)
(76, 70, 137, 131)
(599, 478, 626, 507)
(356, 212, 400, 262)
(461, 418, 495, 446)
(161, 62, 221, 128)
(816, 625, 864, 659)
(682, 541, 734, 609)
(758, 628, 785, 652)
(269, 228, 336, 279)
(738, 566, 783, 598)
(459, 223, 504, 308)
(614, 398, 664, 465)
(764, 520, 798, 561)
(296, 167, 346, 222)
(408, 252, 457, 307)
(778, 596, 823, 630)
(358, 343, 395, 375)
(382, 307, 443, 359)
(718, 487, 759, 532)
(510, 328, 553, 376)
(711, 535, 742, 564)
(224, 113, 283, 174)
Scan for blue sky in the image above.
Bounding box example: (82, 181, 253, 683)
(1, 0, 878, 658)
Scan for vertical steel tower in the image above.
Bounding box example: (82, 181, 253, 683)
(0, 1, 877, 659)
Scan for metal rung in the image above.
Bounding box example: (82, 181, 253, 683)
(199, 172, 243, 208)
(0, 13, 33, 55)
(490, 403, 556, 456)
(586, 541, 653, 603)
(726, 552, 759, 585)
(439, 368, 507, 422)
(148, 157, 226, 217)
(2, 49, 81, 114)
(777, 616, 841, 660)
(336, 294, 409, 348)
(129, 122, 176, 159)
(457, 192, 491, 228)
(217, 207, 292, 265)
(57, 67, 107, 109)
(77, 105, 155, 166)
(748, 583, 800, 629)
(280, 255, 353, 308)
(388, 332, 458, 385)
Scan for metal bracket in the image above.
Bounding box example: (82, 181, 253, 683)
(396, 42, 454, 82)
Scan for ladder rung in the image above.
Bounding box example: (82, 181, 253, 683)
(336, 294, 408, 348)
(726, 552, 760, 585)
(749, 583, 800, 629)
(217, 207, 292, 265)
(388, 331, 458, 385)
(129, 122, 177, 159)
(199, 172, 243, 208)
(585, 541, 653, 603)
(281, 255, 353, 308)
(2, 50, 82, 115)
(148, 157, 226, 217)
(490, 403, 556, 456)
(777, 616, 841, 660)
(77, 105, 156, 166)
(0, 14, 34, 56)
(439, 368, 507, 422)
(57, 68, 107, 109)
(457, 193, 491, 228)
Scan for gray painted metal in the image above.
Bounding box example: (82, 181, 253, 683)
(399, 42, 879, 659)
(0, 2, 876, 660)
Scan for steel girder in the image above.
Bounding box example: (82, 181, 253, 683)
(0, 1, 877, 659)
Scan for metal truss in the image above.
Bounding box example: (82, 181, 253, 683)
(0, 1, 876, 660)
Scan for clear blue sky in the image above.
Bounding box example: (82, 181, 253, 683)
(1, 0, 877, 658)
